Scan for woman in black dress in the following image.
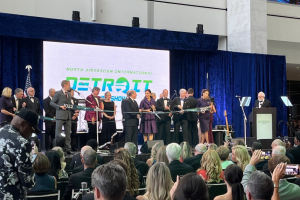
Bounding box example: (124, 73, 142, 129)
(101, 91, 116, 145)
(0, 87, 15, 124)
(197, 89, 211, 143)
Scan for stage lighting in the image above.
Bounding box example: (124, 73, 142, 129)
(132, 17, 140, 27)
(72, 11, 81, 21)
(196, 24, 204, 34)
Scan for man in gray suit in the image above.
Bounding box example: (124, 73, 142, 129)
(50, 80, 73, 154)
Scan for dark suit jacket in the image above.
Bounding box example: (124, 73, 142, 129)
(72, 163, 101, 174)
(63, 168, 95, 200)
(183, 154, 203, 171)
(133, 157, 149, 176)
(71, 97, 79, 121)
(19, 96, 42, 115)
(186, 96, 198, 121)
(121, 98, 128, 119)
(167, 160, 194, 182)
(70, 152, 104, 170)
(155, 97, 172, 122)
(254, 99, 271, 108)
(124, 98, 139, 127)
(43, 97, 56, 125)
(288, 146, 300, 164)
(11, 96, 22, 110)
(171, 97, 189, 121)
(83, 192, 136, 200)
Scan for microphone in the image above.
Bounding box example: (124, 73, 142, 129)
(74, 89, 81, 94)
(174, 90, 177, 93)
(235, 95, 241, 98)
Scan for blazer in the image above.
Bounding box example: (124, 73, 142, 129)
(50, 90, 72, 120)
(11, 96, 22, 111)
(183, 154, 203, 171)
(0, 96, 14, 123)
(133, 157, 149, 176)
(167, 160, 195, 182)
(62, 168, 95, 200)
(155, 97, 172, 122)
(124, 98, 139, 127)
(72, 163, 101, 174)
(121, 98, 128, 119)
(288, 146, 300, 164)
(186, 96, 198, 121)
(71, 97, 79, 121)
(171, 97, 189, 121)
(254, 99, 271, 108)
(84, 94, 102, 122)
(69, 152, 104, 170)
(19, 96, 42, 115)
(43, 96, 56, 123)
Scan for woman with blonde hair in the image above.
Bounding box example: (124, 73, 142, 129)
(197, 150, 224, 183)
(146, 142, 163, 167)
(136, 162, 173, 200)
(179, 142, 192, 162)
(231, 145, 250, 171)
(0, 87, 14, 124)
(52, 146, 68, 179)
(114, 148, 140, 196)
(156, 146, 169, 165)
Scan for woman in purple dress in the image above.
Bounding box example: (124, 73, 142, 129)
(197, 89, 211, 143)
(139, 89, 157, 141)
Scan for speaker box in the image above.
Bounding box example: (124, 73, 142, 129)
(110, 142, 125, 154)
(140, 140, 164, 153)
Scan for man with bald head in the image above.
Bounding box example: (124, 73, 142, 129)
(19, 87, 42, 115)
(255, 91, 271, 108)
(271, 139, 294, 163)
(43, 88, 56, 150)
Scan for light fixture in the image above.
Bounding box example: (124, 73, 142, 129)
(132, 17, 140, 27)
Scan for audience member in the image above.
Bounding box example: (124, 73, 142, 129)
(288, 132, 300, 164)
(63, 148, 98, 200)
(166, 143, 194, 182)
(83, 159, 136, 200)
(271, 139, 295, 163)
(233, 140, 245, 147)
(208, 143, 218, 151)
(136, 162, 173, 200)
(251, 142, 266, 170)
(184, 143, 207, 170)
(179, 141, 192, 162)
(263, 145, 286, 177)
(69, 139, 104, 170)
(214, 164, 244, 200)
(170, 173, 209, 200)
(231, 145, 250, 171)
(271, 162, 287, 200)
(216, 146, 233, 170)
(197, 150, 224, 183)
(124, 142, 149, 176)
(0, 87, 15, 124)
(52, 146, 69, 179)
(72, 145, 101, 174)
(156, 146, 169, 165)
(45, 150, 62, 180)
(114, 148, 140, 196)
(90, 163, 127, 200)
(146, 142, 163, 167)
(242, 150, 300, 200)
(0, 108, 39, 199)
(30, 153, 57, 192)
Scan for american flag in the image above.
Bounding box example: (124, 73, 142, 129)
(24, 65, 32, 97)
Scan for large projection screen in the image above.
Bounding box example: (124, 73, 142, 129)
(43, 41, 170, 129)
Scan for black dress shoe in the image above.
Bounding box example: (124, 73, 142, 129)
(66, 151, 74, 155)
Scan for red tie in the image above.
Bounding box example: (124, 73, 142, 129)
(65, 92, 68, 98)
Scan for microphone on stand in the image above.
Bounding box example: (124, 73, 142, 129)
(74, 89, 81, 95)
(235, 95, 241, 98)
(174, 90, 178, 97)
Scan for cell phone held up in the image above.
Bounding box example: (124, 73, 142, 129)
(285, 164, 300, 176)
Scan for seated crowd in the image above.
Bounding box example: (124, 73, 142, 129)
(10, 131, 300, 200)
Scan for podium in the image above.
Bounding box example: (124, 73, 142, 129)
(252, 108, 277, 139)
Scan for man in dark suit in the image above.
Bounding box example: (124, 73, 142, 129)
(19, 87, 42, 115)
(255, 91, 271, 108)
(171, 89, 190, 144)
(155, 89, 172, 144)
(63, 148, 97, 200)
(166, 143, 194, 182)
(43, 88, 56, 150)
(288, 132, 300, 164)
(50, 80, 73, 154)
(11, 88, 23, 112)
(124, 90, 140, 146)
(70, 89, 79, 151)
(186, 88, 198, 146)
(120, 90, 131, 141)
(184, 143, 207, 171)
(124, 142, 149, 176)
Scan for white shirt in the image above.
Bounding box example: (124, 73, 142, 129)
(259, 99, 264, 108)
(28, 96, 34, 103)
(62, 89, 68, 98)
(49, 96, 52, 100)
(180, 99, 184, 108)
(164, 98, 168, 107)
(14, 95, 19, 110)
(93, 94, 99, 106)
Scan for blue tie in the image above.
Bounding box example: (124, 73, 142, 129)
(180, 98, 185, 101)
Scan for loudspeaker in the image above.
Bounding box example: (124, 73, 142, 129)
(110, 142, 125, 154)
(140, 140, 164, 153)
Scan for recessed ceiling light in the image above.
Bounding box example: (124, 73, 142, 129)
(297, 67, 300, 69)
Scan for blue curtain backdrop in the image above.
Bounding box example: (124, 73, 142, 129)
(170, 50, 287, 137)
